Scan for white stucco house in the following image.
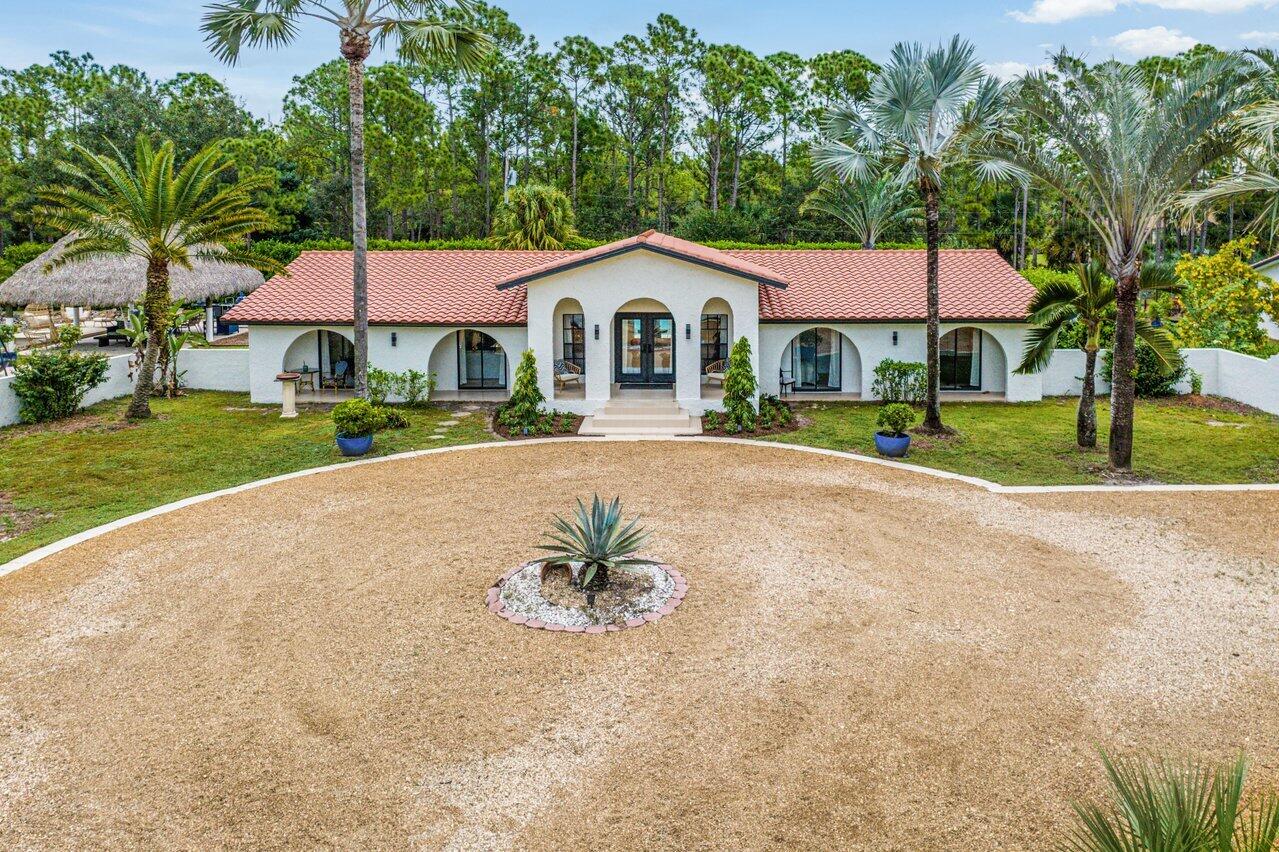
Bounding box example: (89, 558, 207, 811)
(222, 230, 1039, 422)
(1251, 252, 1279, 341)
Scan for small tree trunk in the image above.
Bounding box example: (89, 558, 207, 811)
(571, 101, 579, 204)
(922, 181, 944, 432)
(125, 259, 171, 420)
(343, 32, 372, 400)
(1077, 347, 1098, 449)
(1108, 268, 1140, 470)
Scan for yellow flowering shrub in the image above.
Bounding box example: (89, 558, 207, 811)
(1172, 236, 1279, 357)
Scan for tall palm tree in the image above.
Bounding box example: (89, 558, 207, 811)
(1016, 262, 1182, 449)
(202, 0, 491, 399)
(38, 138, 279, 420)
(988, 51, 1249, 469)
(813, 37, 1010, 432)
(491, 183, 578, 250)
(802, 175, 920, 249)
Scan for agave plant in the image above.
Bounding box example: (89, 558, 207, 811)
(531, 495, 659, 591)
(1066, 751, 1279, 852)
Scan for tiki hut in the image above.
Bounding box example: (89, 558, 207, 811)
(0, 234, 265, 309)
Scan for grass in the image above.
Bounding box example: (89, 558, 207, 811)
(766, 396, 1279, 486)
(0, 391, 493, 564)
(2, 391, 1276, 565)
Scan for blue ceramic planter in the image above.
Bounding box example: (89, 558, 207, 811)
(335, 433, 374, 457)
(874, 431, 911, 458)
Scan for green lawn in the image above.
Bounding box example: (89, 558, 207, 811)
(2, 391, 1277, 566)
(767, 397, 1279, 486)
(0, 391, 493, 564)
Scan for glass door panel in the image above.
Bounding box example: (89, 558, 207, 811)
(651, 318, 673, 377)
(621, 318, 643, 377)
(792, 328, 841, 391)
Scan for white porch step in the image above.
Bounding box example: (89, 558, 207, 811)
(578, 399, 701, 436)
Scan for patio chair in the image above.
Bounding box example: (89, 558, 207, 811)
(779, 368, 796, 397)
(321, 360, 350, 394)
(704, 359, 727, 387)
(553, 359, 583, 389)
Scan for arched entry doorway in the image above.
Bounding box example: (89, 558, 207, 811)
(940, 328, 1007, 392)
(613, 298, 675, 387)
(281, 329, 355, 395)
(783, 327, 860, 393)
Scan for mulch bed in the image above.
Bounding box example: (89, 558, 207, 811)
(0, 413, 136, 441)
(1158, 394, 1272, 418)
(490, 411, 583, 440)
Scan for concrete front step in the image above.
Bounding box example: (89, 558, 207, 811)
(578, 399, 702, 436)
(577, 419, 703, 437)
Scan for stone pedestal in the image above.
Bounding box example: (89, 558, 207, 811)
(276, 372, 300, 418)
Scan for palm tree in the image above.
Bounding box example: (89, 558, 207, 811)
(37, 138, 279, 420)
(491, 183, 578, 250)
(1016, 262, 1182, 449)
(988, 51, 1249, 469)
(813, 37, 1010, 432)
(802, 175, 920, 249)
(1066, 751, 1279, 851)
(202, 0, 491, 399)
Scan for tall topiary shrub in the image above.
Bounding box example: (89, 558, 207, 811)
(722, 336, 757, 431)
(10, 350, 110, 423)
(499, 349, 546, 431)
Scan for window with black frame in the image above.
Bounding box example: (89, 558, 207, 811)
(457, 330, 506, 389)
(562, 313, 585, 371)
(940, 328, 982, 390)
(701, 314, 729, 370)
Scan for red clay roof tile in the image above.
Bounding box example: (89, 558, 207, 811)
(223, 235, 1033, 326)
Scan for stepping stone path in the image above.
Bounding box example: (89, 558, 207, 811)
(438, 420, 458, 426)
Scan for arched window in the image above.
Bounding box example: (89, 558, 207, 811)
(940, 328, 982, 390)
(790, 328, 841, 391)
(457, 330, 506, 389)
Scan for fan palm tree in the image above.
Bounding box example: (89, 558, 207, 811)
(201, 0, 491, 399)
(491, 183, 579, 250)
(813, 36, 1010, 432)
(986, 50, 1250, 470)
(1016, 262, 1182, 449)
(1066, 751, 1279, 852)
(37, 138, 280, 420)
(802, 175, 920, 249)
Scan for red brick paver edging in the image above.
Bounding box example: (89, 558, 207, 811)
(485, 562, 688, 633)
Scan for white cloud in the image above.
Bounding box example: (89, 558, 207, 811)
(1108, 25, 1201, 55)
(1240, 30, 1279, 44)
(1011, 0, 1271, 23)
(984, 61, 1040, 80)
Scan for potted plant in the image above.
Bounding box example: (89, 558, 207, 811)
(530, 495, 660, 604)
(332, 398, 381, 456)
(874, 402, 915, 457)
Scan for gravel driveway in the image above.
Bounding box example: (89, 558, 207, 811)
(1, 441, 1276, 850)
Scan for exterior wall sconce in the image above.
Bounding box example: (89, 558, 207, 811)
(892, 331, 898, 346)
(685, 323, 691, 340)
(594, 323, 600, 340)
(391, 332, 398, 347)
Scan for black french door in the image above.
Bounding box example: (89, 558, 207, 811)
(614, 313, 675, 385)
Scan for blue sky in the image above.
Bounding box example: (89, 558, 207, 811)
(3, 0, 1278, 118)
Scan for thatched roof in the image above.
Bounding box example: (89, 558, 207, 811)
(0, 234, 265, 307)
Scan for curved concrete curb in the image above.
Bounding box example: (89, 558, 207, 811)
(3, 435, 1276, 581)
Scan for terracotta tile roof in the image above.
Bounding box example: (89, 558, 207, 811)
(495, 229, 789, 289)
(223, 236, 1033, 326)
(737, 249, 1035, 322)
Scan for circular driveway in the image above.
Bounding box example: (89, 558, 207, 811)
(2, 441, 1277, 849)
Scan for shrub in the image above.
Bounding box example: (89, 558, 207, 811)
(703, 410, 722, 431)
(56, 324, 83, 352)
(876, 402, 916, 437)
(398, 369, 435, 406)
(1188, 368, 1203, 396)
(757, 394, 794, 428)
(0, 320, 17, 350)
(1102, 338, 1187, 398)
(366, 366, 397, 406)
(872, 359, 927, 403)
(722, 337, 757, 431)
(332, 398, 382, 437)
(529, 495, 660, 591)
(1172, 235, 1279, 357)
(9, 350, 110, 423)
(377, 406, 409, 429)
(498, 349, 546, 432)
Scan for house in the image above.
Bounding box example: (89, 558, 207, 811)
(1250, 252, 1279, 341)
(222, 230, 1039, 417)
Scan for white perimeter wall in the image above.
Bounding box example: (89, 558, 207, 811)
(0, 348, 249, 428)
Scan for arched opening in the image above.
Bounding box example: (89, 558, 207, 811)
(699, 297, 733, 401)
(940, 328, 1006, 393)
(612, 297, 675, 388)
(282, 329, 355, 398)
(781, 327, 859, 394)
(552, 297, 585, 401)
(428, 329, 510, 395)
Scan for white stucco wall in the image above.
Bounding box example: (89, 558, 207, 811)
(523, 250, 761, 415)
(760, 322, 1037, 401)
